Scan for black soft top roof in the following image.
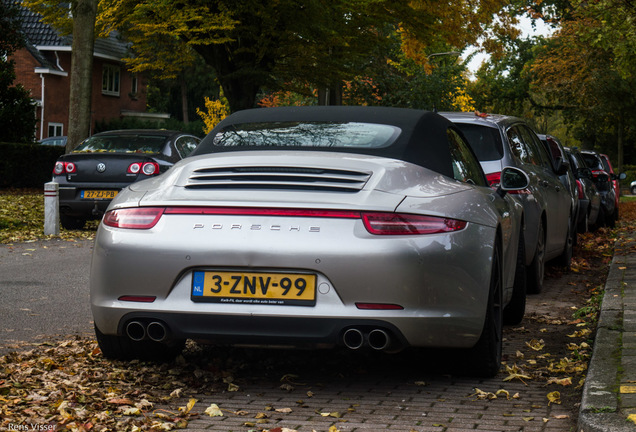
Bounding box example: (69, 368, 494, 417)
(192, 106, 456, 178)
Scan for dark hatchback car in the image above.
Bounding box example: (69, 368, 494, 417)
(53, 129, 201, 229)
(537, 134, 579, 242)
(441, 112, 573, 295)
(564, 147, 600, 232)
(579, 150, 622, 227)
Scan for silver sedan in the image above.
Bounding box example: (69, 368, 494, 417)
(90, 106, 528, 377)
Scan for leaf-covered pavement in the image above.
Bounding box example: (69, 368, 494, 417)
(0, 189, 97, 244)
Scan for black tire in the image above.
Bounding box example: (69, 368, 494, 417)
(577, 209, 589, 234)
(60, 214, 86, 230)
(595, 207, 606, 229)
(95, 325, 185, 362)
(557, 217, 573, 269)
(608, 205, 618, 227)
(503, 229, 526, 325)
(526, 221, 545, 294)
(468, 242, 503, 377)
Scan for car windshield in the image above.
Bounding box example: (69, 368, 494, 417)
(73, 134, 167, 154)
(451, 123, 504, 161)
(581, 153, 603, 171)
(211, 122, 401, 149)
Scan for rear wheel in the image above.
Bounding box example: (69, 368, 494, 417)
(503, 229, 526, 325)
(577, 209, 589, 234)
(60, 214, 86, 230)
(95, 325, 185, 362)
(526, 222, 545, 294)
(557, 217, 574, 269)
(468, 241, 503, 377)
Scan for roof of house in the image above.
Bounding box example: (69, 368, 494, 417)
(10, 0, 130, 70)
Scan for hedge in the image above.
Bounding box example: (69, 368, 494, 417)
(0, 142, 64, 188)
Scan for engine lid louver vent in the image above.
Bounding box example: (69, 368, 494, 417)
(185, 166, 371, 192)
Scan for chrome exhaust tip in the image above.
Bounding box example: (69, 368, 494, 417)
(147, 321, 168, 342)
(126, 321, 146, 341)
(368, 329, 390, 350)
(343, 328, 364, 350)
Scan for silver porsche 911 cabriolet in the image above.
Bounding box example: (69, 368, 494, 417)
(90, 106, 529, 377)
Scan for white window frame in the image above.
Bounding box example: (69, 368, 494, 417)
(102, 64, 121, 96)
(48, 122, 63, 137)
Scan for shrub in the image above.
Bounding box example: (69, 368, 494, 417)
(0, 142, 64, 188)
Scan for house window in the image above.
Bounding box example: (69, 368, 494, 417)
(48, 123, 63, 137)
(131, 74, 138, 95)
(102, 64, 120, 96)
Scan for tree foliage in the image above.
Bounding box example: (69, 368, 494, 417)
(528, 0, 636, 168)
(0, 0, 37, 143)
(93, 0, 518, 112)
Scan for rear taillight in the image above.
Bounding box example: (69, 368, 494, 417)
(104, 206, 466, 235)
(103, 207, 165, 229)
(485, 171, 530, 194)
(361, 212, 466, 235)
(485, 172, 501, 188)
(128, 162, 160, 176)
(591, 170, 609, 182)
(576, 180, 585, 199)
(53, 161, 76, 175)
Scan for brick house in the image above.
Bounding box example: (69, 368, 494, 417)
(11, 3, 155, 141)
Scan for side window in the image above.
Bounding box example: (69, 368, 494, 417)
(519, 126, 550, 168)
(447, 128, 487, 187)
(507, 126, 529, 163)
(175, 136, 200, 158)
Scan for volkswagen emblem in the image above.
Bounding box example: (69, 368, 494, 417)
(96, 163, 106, 173)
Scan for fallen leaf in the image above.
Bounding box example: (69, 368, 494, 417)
(204, 403, 224, 417)
(547, 391, 561, 405)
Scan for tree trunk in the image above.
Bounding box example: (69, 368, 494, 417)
(66, 0, 98, 152)
(180, 77, 189, 123)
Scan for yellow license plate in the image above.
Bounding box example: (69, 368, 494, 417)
(81, 190, 118, 199)
(191, 270, 316, 306)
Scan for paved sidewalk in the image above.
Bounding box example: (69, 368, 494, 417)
(579, 229, 636, 431)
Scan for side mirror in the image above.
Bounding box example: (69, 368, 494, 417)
(555, 157, 570, 176)
(619, 172, 627, 180)
(497, 166, 530, 197)
(577, 168, 592, 180)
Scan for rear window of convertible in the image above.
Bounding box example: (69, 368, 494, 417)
(211, 122, 401, 149)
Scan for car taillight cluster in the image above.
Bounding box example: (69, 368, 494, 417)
(103, 206, 468, 235)
(485, 171, 531, 195)
(128, 162, 160, 176)
(53, 161, 76, 175)
(576, 180, 585, 199)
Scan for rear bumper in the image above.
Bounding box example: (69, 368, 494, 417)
(59, 184, 127, 219)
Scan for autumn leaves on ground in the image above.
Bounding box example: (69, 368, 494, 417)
(1, 189, 635, 432)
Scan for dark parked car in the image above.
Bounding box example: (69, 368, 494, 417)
(580, 150, 620, 227)
(53, 129, 201, 229)
(538, 134, 579, 244)
(599, 153, 624, 220)
(39, 136, 67, 147)
(441, 112, 573, 295)
(564, 147, 600, 232)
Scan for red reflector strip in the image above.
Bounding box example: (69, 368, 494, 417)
(118, 296, 156, 303)
(163, 206, 361, 219)
(356, 303, 404, 310)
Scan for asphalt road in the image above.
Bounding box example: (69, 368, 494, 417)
(0, 238, 94, 354)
